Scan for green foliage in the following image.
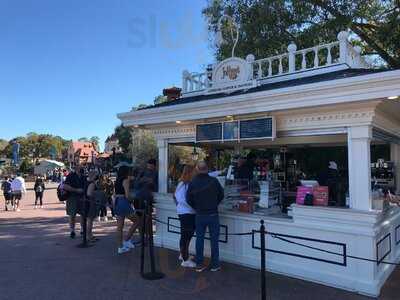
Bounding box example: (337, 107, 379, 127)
(114, 125, 133, 154)
(0, 133, 70, 163)
(19, 159, 34, 174)
(154, 95, 168, 105)
(203, 0, 400, 68)
(0, 139, 8, 152)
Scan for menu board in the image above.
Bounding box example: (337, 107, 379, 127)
(240, 117, 274, 139)
(223, 121, 239, 140)
(196, 123, 223, 142)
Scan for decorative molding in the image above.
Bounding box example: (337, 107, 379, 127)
(278, 110, 375, 131)
(152, 125, 195, 140)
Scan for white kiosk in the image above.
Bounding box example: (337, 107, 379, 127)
(118, 31, 400, 297)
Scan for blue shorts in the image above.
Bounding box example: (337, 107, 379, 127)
(115, 196, 134, 217)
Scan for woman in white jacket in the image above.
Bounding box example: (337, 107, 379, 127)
(174, 165, 196, 268)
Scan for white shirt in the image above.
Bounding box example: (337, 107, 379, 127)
(174, 181, 195, 215)
(11, 176, 26, 193)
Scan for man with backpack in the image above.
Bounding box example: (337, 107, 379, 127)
(1, 176, 13, 211)
(63, 165, 86, 239)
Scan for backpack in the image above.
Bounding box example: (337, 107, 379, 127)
(2, 181, 12, 194)
(57, 183, 69, 201)
(36, 185, 43, 193)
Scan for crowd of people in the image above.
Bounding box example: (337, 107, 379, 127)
(1, 158, 225, 273)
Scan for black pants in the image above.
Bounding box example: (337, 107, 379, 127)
(99, 206, 107, 217)
(35, 192, 43, 206)
(179, 214, 195, 261)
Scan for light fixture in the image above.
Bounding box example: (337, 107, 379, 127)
(191, 145, 199, 161)
(176, 120, 182, 124)
(387, 96, 399, 100)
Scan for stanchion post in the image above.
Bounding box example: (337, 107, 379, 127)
(140, 205, 147, 275)
(260, 219, 266, 300)
(140, 197, 164, 280)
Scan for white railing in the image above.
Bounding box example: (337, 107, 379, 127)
(182, 31, 367, 94)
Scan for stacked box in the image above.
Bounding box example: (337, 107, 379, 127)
(313, 186, 329, 206)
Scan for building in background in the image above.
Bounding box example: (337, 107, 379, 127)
(104, 134, 122, 153)
(67, 141, 98, 166)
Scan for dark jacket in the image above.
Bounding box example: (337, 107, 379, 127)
(186, 173, 224, 215)
(34, 179, 45, 194)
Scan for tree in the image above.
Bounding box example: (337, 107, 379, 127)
(0, 139, 8, 152)
(78, 137, 89, 142)
(89, 136, 100, 151)
(203, 0, 400, 68)
(154, 95, 168, 105)
(114, 125, 132, 154)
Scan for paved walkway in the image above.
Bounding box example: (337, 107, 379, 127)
(1, 189, 400, 300)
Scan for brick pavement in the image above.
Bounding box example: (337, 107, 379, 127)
(1, 189, 400, 300)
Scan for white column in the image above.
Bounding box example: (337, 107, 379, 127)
(347, 126, 372, 210)
(157, 139, 168, 194)
(391, 143, 400, 194)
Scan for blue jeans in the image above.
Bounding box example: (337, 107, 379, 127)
(195, 214, 220, 268)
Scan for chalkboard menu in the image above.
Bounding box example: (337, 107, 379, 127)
(196, 123, 223, 142)
(240, 117, 274, 139)
(223, 121, 239, 140)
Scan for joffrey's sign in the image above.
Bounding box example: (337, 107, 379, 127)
(207, 56, 256, 95)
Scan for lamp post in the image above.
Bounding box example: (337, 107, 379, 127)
(215, 14, 240, 57)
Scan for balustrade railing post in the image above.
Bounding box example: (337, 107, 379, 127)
(260, 220, 266, 300)
(338, 31, 349, 64)
(287, 42, 297, 73)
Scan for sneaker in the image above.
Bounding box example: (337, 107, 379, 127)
(210, 266, 221, 272)
(123, 240, 135, 249)
(40, 206, 43, 209)
(181, 260, 196, 268)
(16, 208, 21, 212)
(178, 254, 183, 261)
(102, 216, 108, 222)
(70, 231, 76, 239)
(195, 265, 207, 273)
(34, 205, 37, 209)
(97, 216, 101, 222)
(118, 246, 131, 254)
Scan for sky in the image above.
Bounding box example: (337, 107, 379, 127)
(0, 0, 214, 150)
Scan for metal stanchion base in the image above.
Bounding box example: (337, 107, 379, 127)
(141, 272, 165, 280)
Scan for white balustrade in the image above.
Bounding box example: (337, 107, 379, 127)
(182, 30, 367, 95)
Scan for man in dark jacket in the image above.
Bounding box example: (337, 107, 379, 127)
(187, 161, 224, 272)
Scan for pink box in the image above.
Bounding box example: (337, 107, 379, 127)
(296, 186, 313, 205)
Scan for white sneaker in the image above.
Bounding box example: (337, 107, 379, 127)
(181, 260, 196, 268)
(34, 205, 37, 209)
(117, 246, 131, 254)
(40, 206, 43, 209)
(97, 216, 101, 222)
(102, 217, 108, 222)
(178, 254, 183, 261)
(16, 208, 21, 212)
(123, 240, 135, 249)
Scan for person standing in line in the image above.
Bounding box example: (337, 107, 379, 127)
(34, 176, 46, 208)
(86, 170, 106, 242)
(63, 165, 86, 238)
(140, 159, 158, 192)
(114, 166, 141, 254)
(1, 176, 13, 211)
(11, 173, 26, 212)
(174, 165, 196, 268)
(187, 161, 224, 272)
